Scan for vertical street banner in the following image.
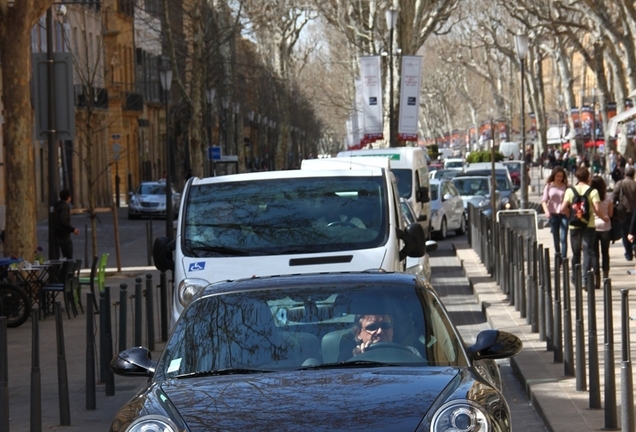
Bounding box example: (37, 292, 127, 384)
(354, 78, 365, 148)
(398, 56, 423, 141)
(359, 56, 384, 141)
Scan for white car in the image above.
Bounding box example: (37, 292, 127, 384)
(429, 178, 466, 239)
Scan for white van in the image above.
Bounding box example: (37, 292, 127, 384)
(336, 147, 431, 239)
(153, 160, 428, 325)
(499, 142, 520, 160)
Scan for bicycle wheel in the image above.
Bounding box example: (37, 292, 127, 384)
(0, 283, 31, 328)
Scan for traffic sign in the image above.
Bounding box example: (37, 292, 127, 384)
(208, 146, 222, 161)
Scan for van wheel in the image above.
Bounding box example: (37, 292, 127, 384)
(456, 215, 466, 235)
(439, 218, 447, 240)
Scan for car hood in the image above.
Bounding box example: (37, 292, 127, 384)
(160, 367, 459, 431)
(136, 195, 166, 203)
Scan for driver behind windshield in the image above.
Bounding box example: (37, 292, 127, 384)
(352, 314, 394, 355)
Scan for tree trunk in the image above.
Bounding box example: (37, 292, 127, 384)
(1, 20, 37, 260)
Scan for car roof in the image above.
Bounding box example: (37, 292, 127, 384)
(199, 271, 426, 297)
(454, 170, 507, 177)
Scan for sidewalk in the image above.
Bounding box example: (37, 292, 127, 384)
(3, 209, 169, 431)
(454, 166, 636, 432)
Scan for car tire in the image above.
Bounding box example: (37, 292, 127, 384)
(439, 217, 447, 240)
(456, 215, 466, 235)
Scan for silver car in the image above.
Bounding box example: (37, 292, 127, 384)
(451, 175, 501, 220)
(128, 181, 181, 219)
(429, 178, 465, 239)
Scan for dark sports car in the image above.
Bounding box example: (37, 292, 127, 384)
(110, 272, 522, 432)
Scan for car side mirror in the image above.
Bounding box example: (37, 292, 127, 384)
(398, 222, 426, 261)
(416, 186, 430, 203)
(467, 329, 522, 360)
(442, 193, 453, 202)
(153, 236, 175, 273)
(110, 347, 156, 377)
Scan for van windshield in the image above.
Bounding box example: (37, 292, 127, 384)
(182, 177, 388, 257)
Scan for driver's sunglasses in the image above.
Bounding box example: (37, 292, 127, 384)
(363, 322, 392, 333)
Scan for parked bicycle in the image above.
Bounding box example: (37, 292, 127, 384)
(0, 257, 31, 328)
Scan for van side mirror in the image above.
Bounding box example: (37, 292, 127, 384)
(153, 236, 175, 273)
(416, 186, 430, 203)
(398, 222, 426, 261)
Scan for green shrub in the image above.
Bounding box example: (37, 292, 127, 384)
(466, 150, 504, 163)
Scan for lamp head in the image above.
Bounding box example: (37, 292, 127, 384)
(385, 9, 398, 30)
(514, 34, 529, 60)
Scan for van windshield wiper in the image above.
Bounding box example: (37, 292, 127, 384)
(175, 368, 273, 379)
(187, 245, 250, 257)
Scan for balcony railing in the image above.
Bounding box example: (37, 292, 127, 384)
(124, 92, 144, 112)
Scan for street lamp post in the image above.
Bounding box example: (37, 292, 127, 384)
(159, 64, 173, 240)
(206, 88, 216, 177)
(222, 98, 230, 156)
(234, 102, 240, 157)
(248, 110, 254, 171)
(515, 33, 529, 210)
(385, 9, 398, 148)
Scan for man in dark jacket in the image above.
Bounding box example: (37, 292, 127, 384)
(615, 168, 636, 260)
(54, 189, 79, 259)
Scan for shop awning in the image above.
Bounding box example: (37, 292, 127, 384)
(608, 106, 636, 136)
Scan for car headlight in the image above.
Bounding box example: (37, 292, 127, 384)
(177, 278, 209, 308)
(130, 196, 139, 206)
(431, 400, 490, 432)
(125, 414, 178, 432)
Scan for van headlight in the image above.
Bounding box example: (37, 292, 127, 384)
(430, 400, 490, 432)
(177, 278, 209, 308)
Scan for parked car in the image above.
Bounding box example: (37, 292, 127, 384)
(443, 157, 465, 171)
(109, 271, 522, 432)
(451, 175, 501, 219)
(429, 178, 466, 239)
(127, 181, 181, 220)
(429, 168, 461, 180)
(458, 164, 520, 211)
(399, 198, 437, 279)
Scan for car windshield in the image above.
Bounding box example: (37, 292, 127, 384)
(452, 178, 489, 196)
(505, 163, 521, 172)
(182, 177, 388, 256)
(137, 184, 165, 195)
(156, 282, 464, 379)
(445, 160, 463, 169)
(391, 169, 412, 199)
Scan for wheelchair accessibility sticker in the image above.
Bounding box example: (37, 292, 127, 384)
(188, 262, 206, 272)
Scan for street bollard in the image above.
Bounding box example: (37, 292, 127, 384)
(621, 289, 635, 432)
(518, 234, 526, 319)
(602, 278, 617, 429)
(104, 287, 115, 396)
(586, 271, 600, 409)
(531, 240, 539, 332)
(538, 244, 546, 342)
(562, 259, 574, 377)
(146, 221, 152, 266)
(160, 272, 168, 342)
(0, 318, 7, 432)
(31, 308, 41, 432)
(553, 254, 563, 363)
(99, 291, 107, 384)
(145, 274, 155, 351)
(135, 276, 143, 347)
(119, 284, 128, 353)
(544, 247, 553, 351)
(574, 264, 587, 391)
(54, 302, 71, 425)
(86, 293, 96, 410)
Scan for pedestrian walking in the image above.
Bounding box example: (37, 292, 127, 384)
(612, 168, 636, 260)
(541, 166, 569, 258)
(560, 167, 608, 287)
(591, 176, 612, 289)
(54, 189, 79, 259)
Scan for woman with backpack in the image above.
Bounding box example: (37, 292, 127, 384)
(560, 167, 609, 288)
(590, 176, 613, 288)
(541, 166, 569, 258)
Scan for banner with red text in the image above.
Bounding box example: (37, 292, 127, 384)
(398, 56, 422, 141)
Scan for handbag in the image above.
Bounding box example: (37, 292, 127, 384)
(613, 182, 628, 222)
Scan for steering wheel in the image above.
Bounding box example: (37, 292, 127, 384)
(327, 220, 358, 228)
(363, 342, 414, 353)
